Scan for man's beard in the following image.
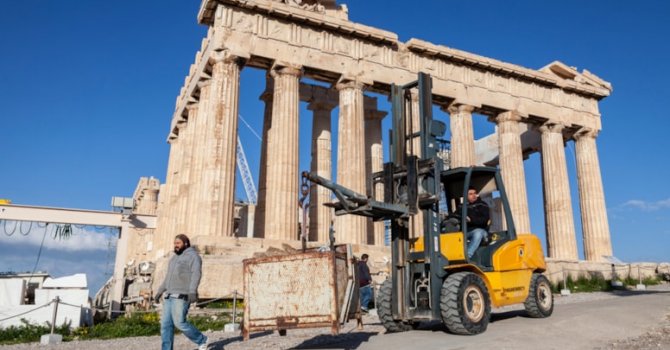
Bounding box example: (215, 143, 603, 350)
(174, 246, 185, 255)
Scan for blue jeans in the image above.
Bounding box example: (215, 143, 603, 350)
(466, 228, 486, 259)
(161, 297, 207, 350)
(360, 284, 372, 310)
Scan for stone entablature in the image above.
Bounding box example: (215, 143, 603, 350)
(169, 0, 611, 140)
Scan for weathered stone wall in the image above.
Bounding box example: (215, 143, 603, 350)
(125, 177, 160, 267)
(544, 259, 670, 285)
(151, 236, 391, 298)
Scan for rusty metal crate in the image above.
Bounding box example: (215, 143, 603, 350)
(242, 248, 355, 340)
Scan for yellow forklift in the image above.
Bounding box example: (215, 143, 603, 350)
(303, 73, 552, 335)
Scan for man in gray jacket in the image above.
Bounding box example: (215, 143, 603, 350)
(154, 234, 209, 350)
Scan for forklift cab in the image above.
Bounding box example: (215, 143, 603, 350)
(440, 166, 517, 269)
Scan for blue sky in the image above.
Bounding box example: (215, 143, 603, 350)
(1, 1, 669, 294)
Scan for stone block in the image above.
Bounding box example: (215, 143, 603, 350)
(224, 323, 240, 332)
(40, 334, 62, 345)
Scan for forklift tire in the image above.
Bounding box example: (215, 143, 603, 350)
(524, 273, 553, 318)
(376, 279, 412, 333)
(440, 272, 491, 335)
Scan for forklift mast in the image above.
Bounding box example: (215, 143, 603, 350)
(388, 73, 447, 320)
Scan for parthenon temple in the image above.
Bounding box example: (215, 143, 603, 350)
(123, 0, 615, 295)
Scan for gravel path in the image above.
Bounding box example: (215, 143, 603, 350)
(600, 323, 670, 350)
(2, 284, 669, 350)
(596, 298, 670, 350)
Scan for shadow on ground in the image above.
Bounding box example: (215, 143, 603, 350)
(364, 309, 534, 335)
(605, 289, 670, 297)
(205, 329, 380, 350)
(207, 331, 272, 350)
(290, 331, 379, 349)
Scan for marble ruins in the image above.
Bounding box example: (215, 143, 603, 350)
(120, 0, 614, 295)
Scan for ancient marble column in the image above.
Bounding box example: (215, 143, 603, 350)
(447, 104, 476, 167)
(574, 128, 613, 261)
(334, 79, 367, 245)
(365, 106, 386, 245)
(308, 97, 336, 243)
(494, 111, 531, 233)
(186, 80, 211, 238)
(168, 124, 186, 236)
(198, 52, 243, 237)
(157, 134, 181, 253)
(263, 64, 302, 240)
(406, 92, 422, 157)
(153, 184, 166, 256)
(176, 104, 198, 235)
(408, 92, 423, 239)
(540, 122, 578, 260)
(253, 76, 273, 238)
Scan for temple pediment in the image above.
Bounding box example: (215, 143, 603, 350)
(540, 61, 612, 93)
(199, 0, 348, 23)
(275, 0, 339, 12)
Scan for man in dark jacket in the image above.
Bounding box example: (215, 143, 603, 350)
(455, 187, 490, 259)
(154, 234, 209, 350)
(358, 254, 372, 312)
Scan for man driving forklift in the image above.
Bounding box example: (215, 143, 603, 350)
(455, 186, 489, 259)
(441, 185, 491, 259)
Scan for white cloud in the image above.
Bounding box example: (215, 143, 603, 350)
(620, 198, 670, 211)
(0, 248, 113, 294)
(0, 222, 116, 252)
